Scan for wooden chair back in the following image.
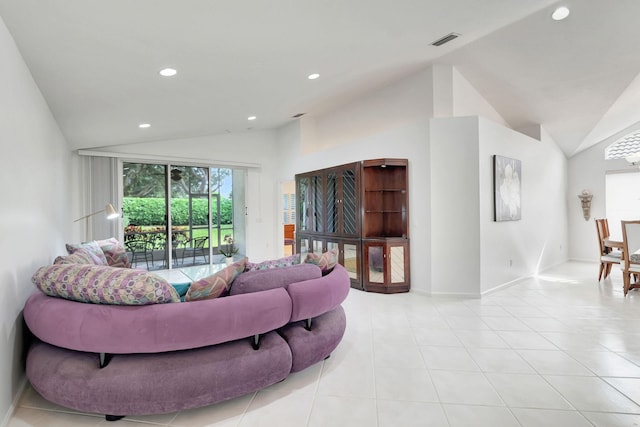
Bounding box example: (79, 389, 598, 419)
(622, 220, 640, 267)
(284, 224, 295, 240)
(595, 218, 611, 255)
(621, 220, 640, 295)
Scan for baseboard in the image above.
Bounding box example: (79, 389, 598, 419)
(0, 377, 27, 427)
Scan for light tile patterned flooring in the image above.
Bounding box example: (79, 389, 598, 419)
(9, 261, 640, 426)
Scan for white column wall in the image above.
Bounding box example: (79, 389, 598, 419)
(429, 117, 481, 295)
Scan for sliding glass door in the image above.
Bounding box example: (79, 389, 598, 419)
(122, 162, 235, 270)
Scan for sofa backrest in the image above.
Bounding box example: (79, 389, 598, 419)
(286, 264, 351, 323)
(24, 287, 293, 354)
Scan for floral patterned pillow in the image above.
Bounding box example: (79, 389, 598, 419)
(53, 250, 96, 265)
(245, 254, 300, 272)
(32, 264, 180, 305)
(96, 237, 131, 268)
(65, 241, 109, 266)
(304, 247, 339, 272)
(185, 258, 247, 301)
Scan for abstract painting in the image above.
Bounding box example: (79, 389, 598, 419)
(493, 155, 521, 221)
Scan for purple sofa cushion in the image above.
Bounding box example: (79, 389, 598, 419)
(230, 264, 322, 296)
(32, 264, 180, 305)
(278, 306, 346, 372)
(24, 287, 293, 354)
(287, 263, 350, 323)
(27, 332, 292, 416)
(185, 258, 246, 301)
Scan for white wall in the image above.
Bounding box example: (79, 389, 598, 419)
(478, 121, 568, 293)
(429, 117, 481, 295)
(0, 17, 72, 426)
(430, 117, 568, 296)
(277, 64, 569, 296)
(568, 138, 631, 261)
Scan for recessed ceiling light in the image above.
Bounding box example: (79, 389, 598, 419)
(248, 116, 257, 121)
(159, 68, 177, 77)
(139, 123, 151, 128)
(308, 73, 320, 80)
(552, 6, 570, 21)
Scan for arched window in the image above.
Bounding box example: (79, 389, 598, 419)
(605, 129, 640, 160)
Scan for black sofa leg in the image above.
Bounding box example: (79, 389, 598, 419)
(252, 334, 260, 350)
(99, 352, 113, 368)
(105, 415, 125, 421)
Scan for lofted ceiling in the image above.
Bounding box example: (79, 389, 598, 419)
(1, 0, 639, 157)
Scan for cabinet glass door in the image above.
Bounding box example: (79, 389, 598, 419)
(298, 236, 310, 258)
(344, 242, 359, 281)
(326, 171, 338, 233)
(342, 168, 357, 235)
(390, 245, 405, 283)
(367, 244, 384, 284)
(297, 177, 310, 232)
(312, 175, 323, 232)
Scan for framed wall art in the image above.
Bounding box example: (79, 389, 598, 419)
(493, 155, 521, 221)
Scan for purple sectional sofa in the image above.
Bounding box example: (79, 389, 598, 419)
(23, 262, 350, 420)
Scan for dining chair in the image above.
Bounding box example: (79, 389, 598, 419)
(595, 218, 621, 281)
(621, 220, 640, 296)
(284, 224, 295, 253)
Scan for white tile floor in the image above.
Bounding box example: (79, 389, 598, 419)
(9, 261, 640, 426)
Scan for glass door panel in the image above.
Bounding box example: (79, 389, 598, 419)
(211, 167, 234, 258)
(122, 162, 168, 270)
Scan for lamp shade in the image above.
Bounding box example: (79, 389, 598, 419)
(105, 203, 119, 219)
(73, 203, 119, 240)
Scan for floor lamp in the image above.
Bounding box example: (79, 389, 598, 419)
(74, 203, 119, 241)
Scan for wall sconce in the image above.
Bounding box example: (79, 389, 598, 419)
(74, 203, 119, 240)
(578, 190, 593, 221)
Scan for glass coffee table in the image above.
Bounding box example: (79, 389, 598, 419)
(153, 264, 227, 298)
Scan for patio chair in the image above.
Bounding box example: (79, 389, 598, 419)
(182, 236, 209, 265)
(125, 238, 153, 270)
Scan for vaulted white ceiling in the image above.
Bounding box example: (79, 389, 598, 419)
(1, 0, 639, 157)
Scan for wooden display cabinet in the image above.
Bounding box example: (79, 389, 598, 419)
(296, 158, 409, 292)
(361, 159, 410, 293)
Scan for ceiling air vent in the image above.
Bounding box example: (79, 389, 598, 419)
(431, 32, 460, 47)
